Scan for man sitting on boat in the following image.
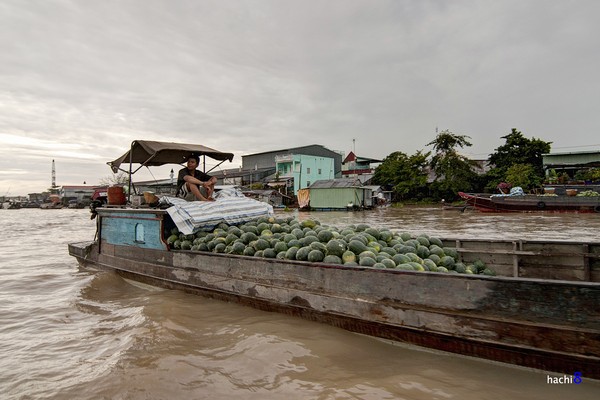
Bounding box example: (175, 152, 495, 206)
(491, 186, 525, 197)
(177, 154, 217, 201)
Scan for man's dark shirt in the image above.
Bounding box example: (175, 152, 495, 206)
(177, 168, 212, 195)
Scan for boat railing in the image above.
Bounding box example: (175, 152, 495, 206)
(444, 238, 599, 282)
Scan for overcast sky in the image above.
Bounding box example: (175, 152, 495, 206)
(2, 0, 599, 196)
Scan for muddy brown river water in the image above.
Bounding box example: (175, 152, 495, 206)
(1, 207, 598, 399)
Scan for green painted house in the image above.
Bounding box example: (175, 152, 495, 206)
(307, 178, 373, 210)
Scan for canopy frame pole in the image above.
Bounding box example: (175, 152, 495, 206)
(128, 141, 134, 202)
(206, 159, 227, 173)
(130, 153, 161, 174)
(114, 156, 227, 175)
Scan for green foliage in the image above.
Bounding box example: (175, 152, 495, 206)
(489, 129, 552, 172)
(586, 168, 600, 181)
(505, 164, 542, 189)
(426, 130, 479, 200)
(372, 150, 430, 201)
(373, 127, 554, 199)
(485, 128, 551, 191)
(574, 168, 600, 182)
(426, 130, 472, 153)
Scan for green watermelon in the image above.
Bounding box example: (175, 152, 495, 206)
(342, 250, 356, 264)
(307, 249, 325, 262)
(326, 240, 346, 257)
(295, 246, 311, 261)
(323, 255, 342, 264)
(285, 247, 298, 260)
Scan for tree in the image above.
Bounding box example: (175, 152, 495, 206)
(505, 163, 542, 189)
(99, 172, 129, 186)
(485, 129, 552, 191)
(426, 130, 479, 200)
(372, 150, 430, 201)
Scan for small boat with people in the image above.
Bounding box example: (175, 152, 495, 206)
(68, 140, 600, 380)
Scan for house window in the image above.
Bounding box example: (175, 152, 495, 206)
(307, 167, 311, 174)
(306, 181, 311, 187)
(318, 168, 322, 175)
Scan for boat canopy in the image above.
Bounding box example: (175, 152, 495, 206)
(108, 140, 234, 174)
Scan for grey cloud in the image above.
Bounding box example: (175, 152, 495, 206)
(1, 0, 600, 195)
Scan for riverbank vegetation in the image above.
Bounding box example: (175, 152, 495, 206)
(372, 128, 553, 202)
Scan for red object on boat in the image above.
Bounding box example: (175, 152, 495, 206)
(107, 186, 126, 205)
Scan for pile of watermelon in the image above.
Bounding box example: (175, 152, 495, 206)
(166, 216, 495, 275)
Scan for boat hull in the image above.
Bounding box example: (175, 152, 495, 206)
(459, 192, 600, 213)
(69, 239, 600, 379)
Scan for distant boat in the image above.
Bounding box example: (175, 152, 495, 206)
(40, 202, 63, 209)
(4, 201, 21, 210)
(458, 191, 600, 213)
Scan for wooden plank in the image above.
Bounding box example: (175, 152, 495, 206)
(513, 241, 519, 277)
(454, 247, 600, 259)
(437, 238, 596, 281)
(583, 244, 591, 281)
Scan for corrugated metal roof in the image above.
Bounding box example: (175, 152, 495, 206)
(309, 178, 361, 189)
(243, 144, 338, 158)
(61, 185, 99, 190)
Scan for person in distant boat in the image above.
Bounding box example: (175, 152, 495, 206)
(177, 155, 217, 201)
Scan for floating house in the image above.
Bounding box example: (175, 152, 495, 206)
(306, 178, 373, 210)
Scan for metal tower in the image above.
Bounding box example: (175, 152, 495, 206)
(52, 159, 57, 188)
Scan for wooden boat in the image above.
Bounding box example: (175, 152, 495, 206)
(3, 200, 22, 209)
(68, 141, 600, 380)
(40, 202, 64, 209)
(459, 191, 600, 213)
